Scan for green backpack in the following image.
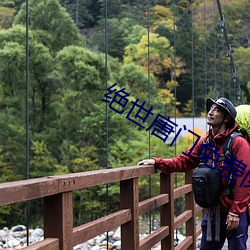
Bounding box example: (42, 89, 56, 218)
(235, 105, 250, 141)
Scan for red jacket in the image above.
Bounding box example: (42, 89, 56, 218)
(154, 124, 250, 216)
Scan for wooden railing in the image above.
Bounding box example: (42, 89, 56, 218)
(0, 165, 203, 250)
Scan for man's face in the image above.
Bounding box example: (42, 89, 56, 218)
(207, 104, 226, 127)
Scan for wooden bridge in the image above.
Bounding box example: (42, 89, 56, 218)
(0, 165, 203, 250)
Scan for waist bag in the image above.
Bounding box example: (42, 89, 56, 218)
(192, 163, 221, 241)
(192, 163, 221, 208)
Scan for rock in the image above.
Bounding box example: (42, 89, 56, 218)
(73, 243, 86, 249)
(30, 228, 43, 238)
(113, 227, 120, 240)
(20, 237, 27, 245)
(0, 230, 7, 238)
(7, 239, 20, 247)
(15, 245, 23, 249)
(100, 240, 108, 246)
(11, 226, 26, 232)
(91, 245, 101, 250)
(108, 236, 116, 243)
(107, 231, 114, 237)
(12, 231, 25, 238)
(95, 234, 106, 243)
(0, 224, 187, 249)
(113, 240, 121, 249)
(87, 238, 94, 245)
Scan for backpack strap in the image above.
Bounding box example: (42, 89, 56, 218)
(223, 131, 242, 157)
(215, 203, 220, 242)
(206, 204, 220, 242)
(222, 132, 243, 200)
(207, 209, 212, 241)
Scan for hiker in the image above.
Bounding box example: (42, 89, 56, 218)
(137, 97, 250, 250)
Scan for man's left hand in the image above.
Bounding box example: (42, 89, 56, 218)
(226, 213, 240, 230)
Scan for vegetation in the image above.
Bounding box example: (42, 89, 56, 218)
(0, 0, 249, 227)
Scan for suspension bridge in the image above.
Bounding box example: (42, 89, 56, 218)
(0, 0, 248, 249)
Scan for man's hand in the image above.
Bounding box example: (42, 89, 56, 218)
(226, 213, 240, 230)
(137, 159, 155, 166)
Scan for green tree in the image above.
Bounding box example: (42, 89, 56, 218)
(14, 0, 84, 52)
(234, 46, 250, 102)
(148, 5, 174, 33)
(0, 38, 28, 180)
(87, 17, 137, 60)
(0, 6, 15, 29)
(0, 25, 55, 132)
(61, 0, 101, 28)
(116, 63, 164, 113)
(0, 112, 26, 180)
(30, 141, 57, 177)
(124, 32, 185, 86)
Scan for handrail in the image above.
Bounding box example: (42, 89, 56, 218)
(0, 165, 202, 250)
(0, 165, 155, 206)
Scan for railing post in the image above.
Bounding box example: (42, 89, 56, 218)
(161, 173, 174, 250)
(120, 178, 139, 250)
(185, 171, 196, 250)
(44, 192, 73, 250)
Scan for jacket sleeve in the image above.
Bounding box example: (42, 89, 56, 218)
(153, 139, 203, 174)
(229, 136, 250, 215)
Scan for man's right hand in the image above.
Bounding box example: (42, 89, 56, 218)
(137, 159, 155, 166)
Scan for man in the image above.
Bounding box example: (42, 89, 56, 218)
(138, 97, 250, 250)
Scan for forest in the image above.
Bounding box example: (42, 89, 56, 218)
(0, 0, 249, 228)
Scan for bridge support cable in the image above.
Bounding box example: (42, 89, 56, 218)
(25, 0, 30, 246)
(216, 0, 242, 104)
(203, 0, 208, 99)
(191, 0, 195, 129)
(191, 1, 198, 247)
(213, 0, 218, 96)
(171, 0, 180, 246)
(104, 0, 110, 248)
(218, 34, 225, 97)
(147, 0, 152, 235)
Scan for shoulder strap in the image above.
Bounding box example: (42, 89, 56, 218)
(222, 132, 242, 200)
(223, 132, 242, 157)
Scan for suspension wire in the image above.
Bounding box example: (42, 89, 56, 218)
(172, 0, 177, 185)
(76, 0, 79, 27)
(172, 0, 179, 245)
(104, 0, 109, 247)
(25, 0, 30, 245)
(190, 0, 197, 240)
(219, 35, 225, 96)
(222, 55, 225, 96)
(203, 0, 207, 99)
(217, 27, 223, 96)
(147, 0, 152, 234)
(216, 0, 242, 104)
(191, 1, 195, 132)
(203, 0, 209, 133)
(213, 0, 217, 96)
(228, 64, 231, 100)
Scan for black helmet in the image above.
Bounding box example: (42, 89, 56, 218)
(206, 97, 237, 120)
